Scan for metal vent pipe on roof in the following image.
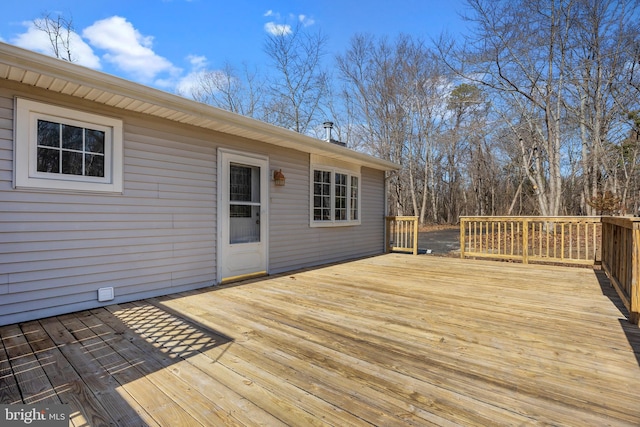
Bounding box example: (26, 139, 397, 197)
(323, 121, 334, 142)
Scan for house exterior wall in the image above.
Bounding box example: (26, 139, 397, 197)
(268, 143, 385, 273)
(0, 82, 387, 326)
(0, 85, 220, 326)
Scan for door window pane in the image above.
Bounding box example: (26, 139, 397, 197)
(229, 163, 261, 244)
(230, 163, 260, 202)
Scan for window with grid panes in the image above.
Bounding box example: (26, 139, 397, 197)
(311, 166, 360, 226)
(15, 98, 123, 193)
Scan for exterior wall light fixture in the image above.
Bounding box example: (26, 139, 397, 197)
(273, 169, 286, 186)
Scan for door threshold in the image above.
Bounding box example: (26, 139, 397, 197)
(220, 271, 268, 285)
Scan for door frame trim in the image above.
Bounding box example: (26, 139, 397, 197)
(217, 148, 269, 283)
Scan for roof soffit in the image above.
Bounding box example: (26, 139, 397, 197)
(0, 43, 399, 171)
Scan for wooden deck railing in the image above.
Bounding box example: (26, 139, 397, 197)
(386, 216, 419, 255)
(601, 216, 640, 324)
(460, 216, 602, 265)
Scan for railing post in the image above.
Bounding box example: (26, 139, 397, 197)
(522, 218, 529, 264)
(385, 217, 391, 253)
(460, 218, 466, 259)
(413, 217, 419, 256)
(632, 224, 640, 324)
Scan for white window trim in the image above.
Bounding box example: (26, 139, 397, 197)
(310, 163, 361, 228)
(14, 98, 123, 193)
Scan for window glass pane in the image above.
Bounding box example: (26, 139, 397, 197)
(62, 151, 83, 175)
(230, 205, 252, 218)
(85, 129, 105, 153)
(37, 120, 60, 147)
(36, 119, 109, 178)
(230, 164, 259, 202)
(37, 148, 59, 173)
(335, 173, 347, 221)
(350, 176, 359, 220)
(313, 169, 332, 221)
(314, 207, 331, 221)
(230, 205, 260, 244)
(61, 124, 83, 150)
(85, 154, 105, 177)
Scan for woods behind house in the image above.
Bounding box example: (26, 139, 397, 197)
(38, 0, 640, 223)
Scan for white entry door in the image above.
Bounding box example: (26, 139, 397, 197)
(218, 149, 268, 282)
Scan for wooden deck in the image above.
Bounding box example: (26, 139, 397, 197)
(2, 254, 640, 426)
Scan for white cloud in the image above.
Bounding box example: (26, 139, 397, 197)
(298, 14, 315, 27)
(187, 54, 207, 70)
(8, 15, 210, 94)
(82, 16, 180, 83)
(263, 10, 314, 36)
(264, 10, 283, 19)
(264, 22, 292, 36)
(11, 20, 101, 69)
(174, 55, 209, 96)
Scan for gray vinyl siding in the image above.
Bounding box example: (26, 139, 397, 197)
(268, 146, 386, 274)
(0, 82, 388, 326)
(0, 86, 217, 326)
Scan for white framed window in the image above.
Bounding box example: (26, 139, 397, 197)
(14, 98, 123, 193)
(310, 156, 361, 227)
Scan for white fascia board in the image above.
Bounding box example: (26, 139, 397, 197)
(0, 42, 400, 171)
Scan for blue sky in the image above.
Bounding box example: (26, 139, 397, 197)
(0, 0, 467, 95)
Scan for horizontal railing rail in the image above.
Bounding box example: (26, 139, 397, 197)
(460, 216, 601, 265)
(601, 216, 640, 324)
(386, 216, 419, 255)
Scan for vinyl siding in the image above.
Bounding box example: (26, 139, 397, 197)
(268, 146, 386, 274)
(0, 86, 217, 326)
(0, 83, 388, 326)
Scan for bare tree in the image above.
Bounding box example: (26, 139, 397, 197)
(436, 0, 640, 217)
(191, 62, 264, 118)
(337, 34, 450, 221)
(564, 0, 640, 214)
(34, 12, 75, 62)
(263, 23, 329, 133)
(406, 46, 450, 223)
(439, 0, 578, 216)
(337, 34, 411, 215)
(445, 84, 495, 217)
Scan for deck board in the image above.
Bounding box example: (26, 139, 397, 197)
(1, 254, 639, 426)
(19, 320, 111, 427)
(0, 326, 22, 405)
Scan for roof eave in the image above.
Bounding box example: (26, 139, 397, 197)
(0, 42, 399, 172)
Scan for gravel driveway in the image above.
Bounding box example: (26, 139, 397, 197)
(417, 228, 460, 255)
